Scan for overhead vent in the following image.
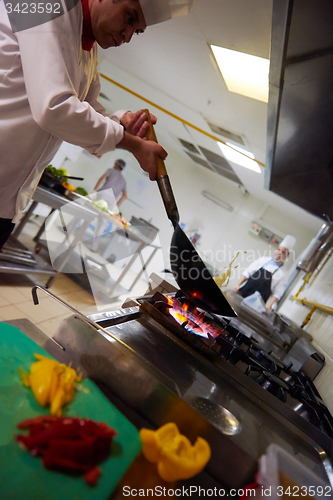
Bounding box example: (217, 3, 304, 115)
(179, 138, 244, 187)
(212, 164, 243, 186)
(179, 139, 200, 154)
(185, 152, 212, 170)
(185, 151, 243, 186)
(207, 122, 245, 146)
(199, 146, 233, 171)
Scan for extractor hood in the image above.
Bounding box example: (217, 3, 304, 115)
(265, 0, 333, 221)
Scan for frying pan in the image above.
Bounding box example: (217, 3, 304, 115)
(40, 171, 84, 189)
(39, 171, 84, 197)
(144, 110, 236, 317)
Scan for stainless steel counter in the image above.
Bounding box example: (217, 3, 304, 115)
(225, 291, 325, 379)
(8, 300, 333, 490)
(48, 307, 333, 488)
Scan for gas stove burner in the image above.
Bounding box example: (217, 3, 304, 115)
(140, 291, 333, 438)
(165, 295, 226, 339)
(253, 350, 279, 372)
(254, 371, 289, 403)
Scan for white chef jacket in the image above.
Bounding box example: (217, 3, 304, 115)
(242, 256, 288, 300)
(0, 1, 125, 223)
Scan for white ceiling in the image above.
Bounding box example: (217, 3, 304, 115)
(97, 0, 322, 231)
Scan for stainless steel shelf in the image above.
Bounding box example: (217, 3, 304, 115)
(0, 236, 56, 277)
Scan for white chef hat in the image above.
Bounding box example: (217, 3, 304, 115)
(139, 0, 197, 26)
(279, 235, 296, 251)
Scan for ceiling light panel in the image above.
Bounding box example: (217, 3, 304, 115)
(217, 142, 261, 173)
(211, 45, 270, 103)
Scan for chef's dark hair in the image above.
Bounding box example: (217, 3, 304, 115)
(115, 159, 126, 170)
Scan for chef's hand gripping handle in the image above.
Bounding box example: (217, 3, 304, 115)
(143, 110, 167, 178)
(143, 109, 180, 226)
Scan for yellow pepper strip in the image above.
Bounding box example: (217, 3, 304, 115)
(139, 423, 211, 482)
(19, 354, 82, 416)
(29, 357, 59, 407)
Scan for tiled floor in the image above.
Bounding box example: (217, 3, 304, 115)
(0, 272, 112, 337)
(0, 217, 151, 338)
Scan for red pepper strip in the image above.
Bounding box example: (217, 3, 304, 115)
(43, 453, 103, 484)
(43, 453, 92, 472)
(84, 467, 101, 486)
(18, 421, 115, 455)
(47, 435, 113, 465)
(16, 416, 117, 485)
(17, 421, 75, 454)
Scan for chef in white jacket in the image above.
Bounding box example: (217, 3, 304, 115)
(0, 0, 196, 249)
(233, 235, 296, 311)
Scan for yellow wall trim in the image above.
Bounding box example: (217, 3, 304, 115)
(99, 73, 265, 168)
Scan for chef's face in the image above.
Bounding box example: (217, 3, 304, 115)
(89, 0, 146, 49)
(274, 246, 289, 264)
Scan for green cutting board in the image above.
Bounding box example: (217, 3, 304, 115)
(0, 322, 142, 500)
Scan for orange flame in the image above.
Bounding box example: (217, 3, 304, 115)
(166, 296, 223, 338)
(166, 296, 173, 305)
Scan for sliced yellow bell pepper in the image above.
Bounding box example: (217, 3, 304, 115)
(19, 354, 82, 416)
(139, 422, 211, 482)
(139, 422, 179, 463)
(29, 358, 59, 407)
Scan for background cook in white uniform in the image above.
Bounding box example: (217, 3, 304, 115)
(233, 235, 296, 311)
(240, 256, 288, 300)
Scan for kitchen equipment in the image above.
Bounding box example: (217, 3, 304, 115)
(0, 233, 56, 279)
(47, 290, 333, 486)
(120, 288, 330, 437)
(298, 222, 333, 273)
(266, 0, 333, 219)
(0, 244, 37, 266)
(257, 444, 332, 499)
(144, 110, 236, 316)
(225, 290, 313, 349)
(39, 171, 84, 197)
(0, 322, 141, 500)
(185, 396, 241, 436)
(133, 291, 333, 437)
